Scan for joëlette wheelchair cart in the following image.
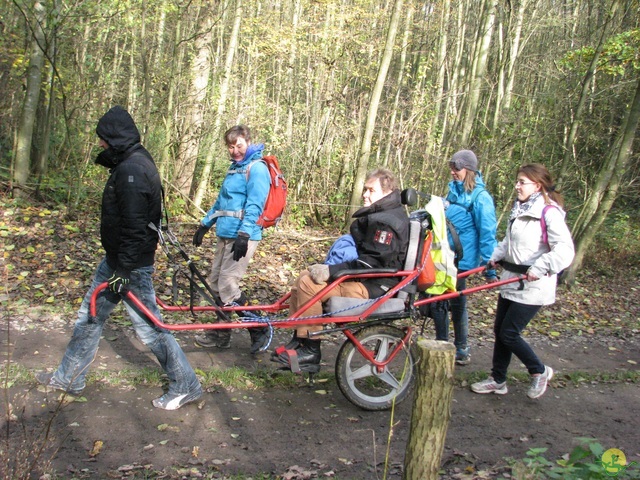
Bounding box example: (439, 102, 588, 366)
(90, 188, 523, 411)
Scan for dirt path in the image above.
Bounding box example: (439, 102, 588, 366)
(3, 314, 639, 479)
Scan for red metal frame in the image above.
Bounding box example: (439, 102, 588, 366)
(89, 264, 525, 384)
(90, 265, 524, 332)
(342, 326, 413, 374)
(90, 267, 422, 330)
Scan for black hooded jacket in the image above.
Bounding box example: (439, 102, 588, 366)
(95, 106, 162, 274)
(328, 189, 410, 297)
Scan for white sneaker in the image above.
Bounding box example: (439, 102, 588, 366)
(527, 366, 554, 399)
(471, 377, 508, 395)
(152, 389, 202, 410)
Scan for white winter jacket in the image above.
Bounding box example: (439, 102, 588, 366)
(490, 195, 575, 305)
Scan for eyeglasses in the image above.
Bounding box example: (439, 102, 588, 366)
(515, 180, 537, 186)
(449, 162, 462, 172)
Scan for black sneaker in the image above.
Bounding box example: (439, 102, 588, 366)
(194, 332, 231, 349)
(35, 371, 83, 396)
(249, 327, 270, 354)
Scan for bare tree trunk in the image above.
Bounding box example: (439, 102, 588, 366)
(172, 7, 213, 200)
(193, 0, 243, 211)
(34, 22, 56, 189)
(459, 0, 497, 145)
(565, 75, 640, 285)
(159, 10, 188, 182)
(383, 6, 413, 169)
(425, 0, 450, 161)
(12, 0, 46, 197)
(442, 0, 467, 147)
(127, 31, 138, 112)
(557, 0, 620, 188)
(286, 0, 301, 145)
(404, 339, 455, 480)
(348, 0, 403, 219)
(501, 0, 529, 112)
(140, 0, 168, 139)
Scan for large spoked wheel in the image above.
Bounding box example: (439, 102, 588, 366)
(335, 324, 419, 411)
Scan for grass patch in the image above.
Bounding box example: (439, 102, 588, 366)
(195, 365, 334, 390)
(89, 366, 166, 388)
(6, 365, 335, 393)
(1, 363, 33, 388)
(4, 364, 635, 394)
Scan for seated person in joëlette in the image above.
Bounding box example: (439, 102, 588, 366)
(272, 168, 411, 372)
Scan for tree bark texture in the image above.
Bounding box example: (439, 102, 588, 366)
(459, 0, 497, 145)
(193, 0, 243, 211)
(403, 339, 455, 480)
(565, 75, 640, 284)
(557, 0, 620, 188)
(13, 0, 47, 197)
(172, 6, 213, 201)
(349, 0, 403, 220)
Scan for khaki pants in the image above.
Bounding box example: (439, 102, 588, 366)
(207, 237, 260, 304)
(290, 270, 368, 337)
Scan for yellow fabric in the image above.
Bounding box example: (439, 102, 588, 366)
(424, 195, 458, 294)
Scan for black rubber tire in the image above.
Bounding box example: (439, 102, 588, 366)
(335, 324, 419, 411)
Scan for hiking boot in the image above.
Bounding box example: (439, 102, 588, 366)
(152, 388, 202, 410)
(248, 327, 270, 354)
(471, 377, 508, 395)
(455, 347, 471, 365)
(233, 293, 269, 354)
(35, 371, 83, 396)
(194, 331, 231, 349)
(527, 366, 554, 399)
(273, 338, 321, 366)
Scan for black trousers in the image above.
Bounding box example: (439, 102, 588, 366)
(491, 295, 545, 383)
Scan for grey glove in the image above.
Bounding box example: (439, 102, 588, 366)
(308, 264, 330, 284)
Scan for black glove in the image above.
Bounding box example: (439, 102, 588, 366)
(231, 232, 250, 261)
(108, 268, 130, 294)
(192, 224, 210, 247)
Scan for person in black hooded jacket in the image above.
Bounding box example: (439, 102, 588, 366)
(96, 108, 163, 276)
(36, 106, 202, 410)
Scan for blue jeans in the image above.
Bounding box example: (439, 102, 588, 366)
(433, 276, 468, 350)
(51, 258, 200, 396)
(491, 295, 545, 383)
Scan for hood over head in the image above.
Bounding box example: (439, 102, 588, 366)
(96, 106, 140, 154)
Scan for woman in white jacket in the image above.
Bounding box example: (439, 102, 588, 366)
(471, 164, 574, 399)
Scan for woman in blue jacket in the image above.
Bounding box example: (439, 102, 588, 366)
(436, 150, 498, 364)
(192, 125, 271, 354)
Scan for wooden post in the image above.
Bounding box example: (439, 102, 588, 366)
(403, 339, 456, 480)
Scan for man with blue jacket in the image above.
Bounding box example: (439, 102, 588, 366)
(192, 125, 270, 354)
